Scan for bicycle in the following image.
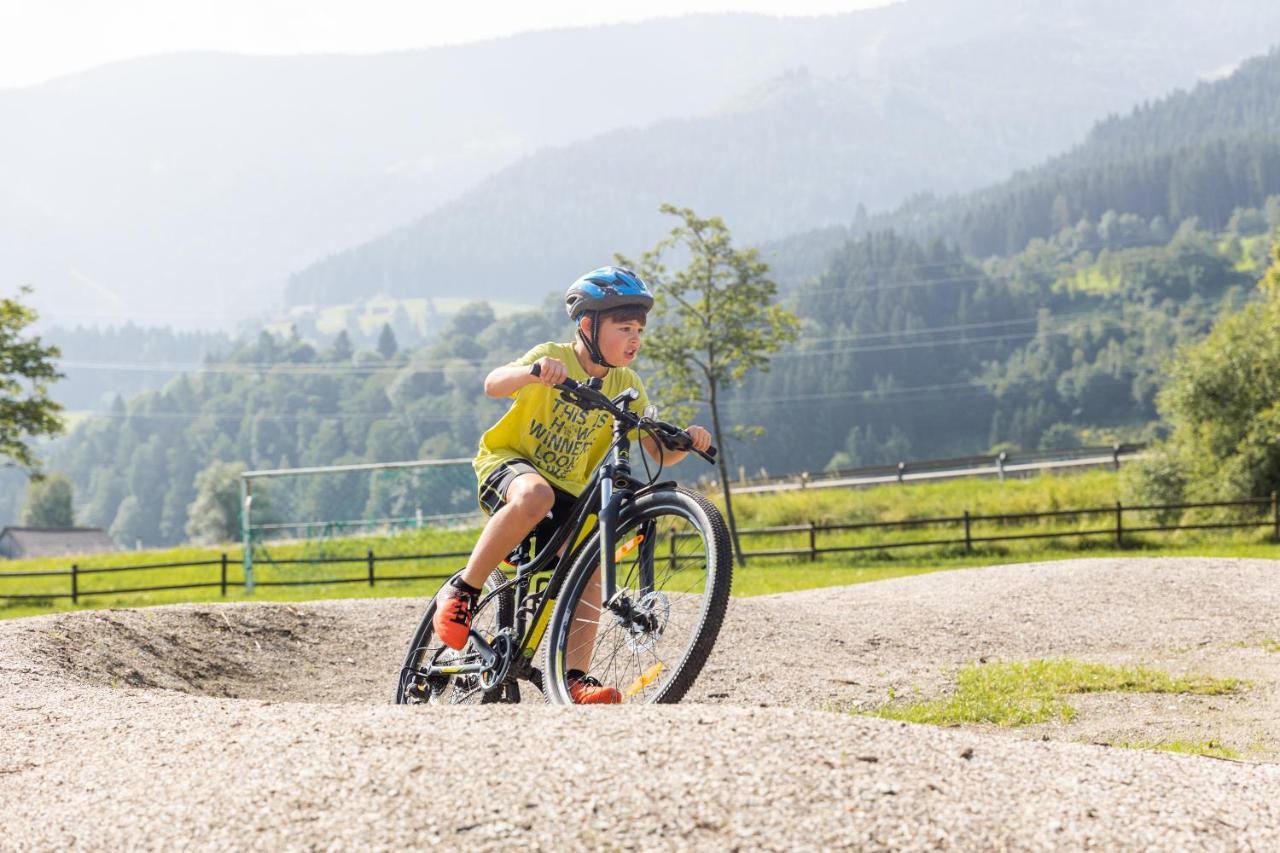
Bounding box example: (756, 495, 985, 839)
(395, 365, 732, 706)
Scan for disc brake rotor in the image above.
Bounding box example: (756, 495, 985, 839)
(621, 590, 670, 653)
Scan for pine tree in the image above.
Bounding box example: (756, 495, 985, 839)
(377, 323, 399, 359)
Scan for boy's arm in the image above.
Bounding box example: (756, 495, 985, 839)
(640, 425, 712, 466)
(484, 357, 568, 397)
(640, 434, 686, 465)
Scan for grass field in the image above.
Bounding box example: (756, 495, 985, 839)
(3, 468, 1276, 620)
(870, 658, 1241, 726)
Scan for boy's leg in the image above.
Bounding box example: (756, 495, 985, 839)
(433, 470, 553, 650)
(458, 473, 553, 589)
(565, 566, 602, 674)
(565, 563, 621, 703)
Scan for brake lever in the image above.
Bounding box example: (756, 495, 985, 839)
(645, 419, 718, 463)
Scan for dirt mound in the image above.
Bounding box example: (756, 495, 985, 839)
(13, 599, 423, 702)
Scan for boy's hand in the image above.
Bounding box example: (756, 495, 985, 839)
(685, 425, 712, 452)
(533, 357, 568, 386)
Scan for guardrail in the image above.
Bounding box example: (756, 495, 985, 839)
(727, 444, 1146, 495)
(1, 491, 1274, 604)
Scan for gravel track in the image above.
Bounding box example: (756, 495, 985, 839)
(3, 556, 1280, 849)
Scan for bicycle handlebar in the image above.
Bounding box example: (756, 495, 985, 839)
(528, 362, 717, 463)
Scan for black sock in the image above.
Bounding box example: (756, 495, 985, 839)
(567, 669, 585, 682)
(450, 576, 481, 595)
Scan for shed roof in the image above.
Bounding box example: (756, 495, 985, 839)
(0, 527, 117, 558)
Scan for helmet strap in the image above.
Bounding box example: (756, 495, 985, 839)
(577, 312, 614, 369)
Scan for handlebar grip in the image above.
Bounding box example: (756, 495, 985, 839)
(530, 361, 583, 391)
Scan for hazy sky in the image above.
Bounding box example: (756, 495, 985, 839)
(1, 0, 894, 89)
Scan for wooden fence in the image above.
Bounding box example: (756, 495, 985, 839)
(1, 494, 1276, 604)
(726, 495, 1278, 560)
(0, 549, 469, 604)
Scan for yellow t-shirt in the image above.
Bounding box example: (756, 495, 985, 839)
(473, 341, 650, 499)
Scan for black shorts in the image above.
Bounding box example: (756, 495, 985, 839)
(478, 459, 579, 553)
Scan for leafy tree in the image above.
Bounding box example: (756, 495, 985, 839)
(21, 473, 73, 527)
(185, 460, 246, 544)
(1125, 232, 1280, 504)
(377, 323, 399, 359)
(109, 496, 145, 547)
(621, 204, 799, 565)
(0, 287, 64, 471)
(1039, 423, 1083, 450)
(447, 302, 497, 340)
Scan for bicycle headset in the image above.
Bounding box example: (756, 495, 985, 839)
(564, 266, 654, 369)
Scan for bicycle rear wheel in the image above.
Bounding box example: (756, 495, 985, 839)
(542, 487, 732, 705)
(395, 568, 518, 705)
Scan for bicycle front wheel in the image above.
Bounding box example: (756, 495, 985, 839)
(542, 487, 732, 705)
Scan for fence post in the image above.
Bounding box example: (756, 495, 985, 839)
(997, 452, 1007, 482)
(220, 553, 228, 597)
(963, 511, 972, 553)
(1112, 443, 1122, 471)
(808, 521, 817, 562)
(1115, 501, 1124, 548)
(897, 461, 906, 484)
(1272, 492, 1278, 544)
(669, 529, 677, 575)
(70, 563, 78, 605)
(367, 549, 375, 587)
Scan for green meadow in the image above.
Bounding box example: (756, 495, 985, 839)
(3, 468, 1276, 619)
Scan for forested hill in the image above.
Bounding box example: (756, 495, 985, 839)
(732, 217, 1276, 478)
(26, 212, 1277, 546)
(283, 2, 1280, 308)
(285, 73, 1021, 306)
(1080, 48, 1280, 162)
(34, 305, 566, 544)
(767, 46, 1280, 277)
(46, 326, 232, 411)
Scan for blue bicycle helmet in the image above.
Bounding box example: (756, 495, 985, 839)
(565, 266, 654, 367)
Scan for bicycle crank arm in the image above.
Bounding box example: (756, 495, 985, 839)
(419, 631, 499, 678)
(466, 630, 499, 668)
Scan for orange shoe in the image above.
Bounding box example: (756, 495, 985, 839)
(568, 672, 622, 705)
(432, 578, 480, 650)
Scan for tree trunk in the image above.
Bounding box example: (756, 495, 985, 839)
(707, 379, 748, 567)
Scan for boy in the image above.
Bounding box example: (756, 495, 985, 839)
(433, 266, 712, 704)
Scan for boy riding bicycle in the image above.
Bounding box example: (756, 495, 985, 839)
(433, 266, 712, 704)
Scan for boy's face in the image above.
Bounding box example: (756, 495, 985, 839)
(588, 315, 645, 367)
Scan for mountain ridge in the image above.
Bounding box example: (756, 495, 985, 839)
(283, 2, 1280, 308)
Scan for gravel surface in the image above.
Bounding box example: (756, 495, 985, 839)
(3, 556, 1280, 849)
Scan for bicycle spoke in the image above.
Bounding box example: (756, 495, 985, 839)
(543, 488, 730, 706)
(569, 512, 713, 700)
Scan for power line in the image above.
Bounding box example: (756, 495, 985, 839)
(58, 297, 1209, 375)
(72, 375, 994, 423)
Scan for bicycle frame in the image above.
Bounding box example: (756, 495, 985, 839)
(413, 387, 662, 682)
